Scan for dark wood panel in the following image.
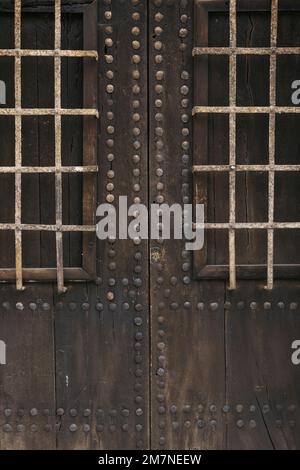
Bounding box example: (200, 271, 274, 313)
(95, 0, 150, 449)
(53, 0, 149, 450)
(149, 0, 226, 450)
(0, 285, 55, 450)
(226, 281, 300, 450)
(54, 283, 149, 450)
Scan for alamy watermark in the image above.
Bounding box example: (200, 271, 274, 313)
(291, 80, 300, 105)
(291, 340, 300, 365)
(0, 80, 6, 105)
(96, 197, 204, 251)
(0, 340, 6, 365)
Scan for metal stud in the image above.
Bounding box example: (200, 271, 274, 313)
(262, 404, 270, 413)
(209, 302, 219, 311)
(4, 408, 12, 417)
(264, 302, 272, 310)
(3, 424, 12, 432)
(197, 302, 205, 311)
(197, 419, 205, 428)
(249, 419, 257, 429)
(155, 13, 164, 22)
(69, 424, 77, 432)
(29, 408, 38, 417)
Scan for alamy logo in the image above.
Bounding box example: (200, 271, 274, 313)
(0, 80, 6, 105)
(96, 197, 205, 251)
(291, 80, 300, 105)
(291, 340, 300, 365)
(0, 340, 6, 365)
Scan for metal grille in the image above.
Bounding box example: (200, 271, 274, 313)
(193, 0, 300, 290)
(0, 0, 99, 293)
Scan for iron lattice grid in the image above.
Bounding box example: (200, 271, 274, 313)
(193, 0, 300, 290)
(0, 0, 99, 293)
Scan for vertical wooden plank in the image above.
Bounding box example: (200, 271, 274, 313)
(22, 12, 56, 269)
(149, 0, 226, 449)
(82, 2, 97, 276)
(0, 285, 55, 450)
(54, 283, 147, 449)
(0, 12, 16, 270)
(54, 0, 149, 450)
(96, 0, 150, 450)
(61, 12, 84, 269)
(226, 281, 300, 450)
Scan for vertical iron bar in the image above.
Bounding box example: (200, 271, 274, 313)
(267, 0, 278, 290)
(229, 0, 237, 289)
(54, 0, 66, 293)
(15, 0, 24, 291)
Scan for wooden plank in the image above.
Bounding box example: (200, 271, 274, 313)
(95, 0, 150, 448)
(54, 283, 149, 449)
(149, 0, 226, 449)
(0, 285, 55, 450)
(21, 12, 43, 269)
(0, 13, 15, 270)
(226, 281, 300, 449)
(61, 12, 84, 269)
(82, 1, 97, 276)
(54, 0, 149, 450)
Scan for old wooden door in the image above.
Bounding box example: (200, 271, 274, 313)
(0, 0, 300, 450)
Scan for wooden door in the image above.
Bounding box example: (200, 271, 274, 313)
(0, 0, 300, 451)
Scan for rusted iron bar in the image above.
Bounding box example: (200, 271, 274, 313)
(54, 0, 66, 294)
(194, 223, 300, 230)
(193, 0, 298, 287)
(0, 49, 98, 58)
(228, 0, 237, 290)
(6, 0, 99, 293)
(0, 166, 98, 173)
(193, 46, 300, 55)
(267, 0, 278, 290)
(193, 106, 300, 114)
(0, 108, 99, 116)
(14, 0, 24, 291)
(193, 164, 300, 172)
(0, 224, 96, 232)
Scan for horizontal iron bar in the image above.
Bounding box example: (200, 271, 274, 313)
(0, 49, 98, 59)
(0, 224, 96, 232)
(0, 268, 93, 282)
(0, 166, 98, 173)
(193, 106, 300, 115)
(193, 164, 300, 172)
(193, 46, 300, 55)
(194, 223, 300, 229)
(0, 108, 99, 117)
